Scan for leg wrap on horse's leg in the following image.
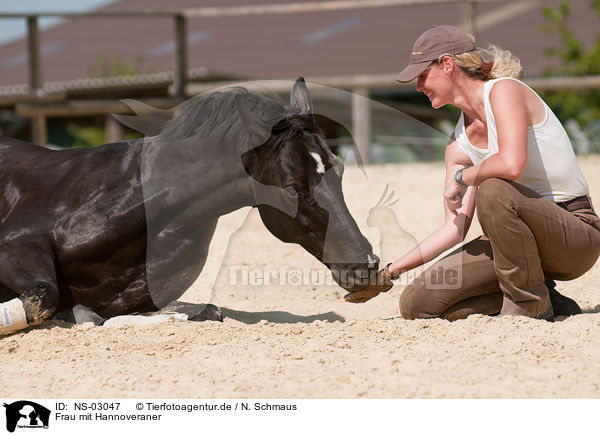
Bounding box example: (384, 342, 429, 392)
(0, 240, 60, 331)
(0, 298, 28, 335)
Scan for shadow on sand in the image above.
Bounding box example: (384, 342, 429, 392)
(220, 307, 344, 324)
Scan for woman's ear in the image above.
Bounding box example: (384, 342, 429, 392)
(441, 56, 454, 73)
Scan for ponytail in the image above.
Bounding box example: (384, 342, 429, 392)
(438, 43, 522, 80)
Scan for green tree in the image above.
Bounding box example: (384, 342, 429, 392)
(539, 0, 600, 152)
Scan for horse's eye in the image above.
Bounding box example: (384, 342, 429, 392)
(284, 186, 298, 197)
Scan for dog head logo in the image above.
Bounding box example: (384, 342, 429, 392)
(3, 401, 50, 432)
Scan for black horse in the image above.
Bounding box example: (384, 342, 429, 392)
(0, 78, 380, 332)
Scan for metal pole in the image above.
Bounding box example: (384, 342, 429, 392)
(351, 88, 371, 164)
(173, 14, 188, 99)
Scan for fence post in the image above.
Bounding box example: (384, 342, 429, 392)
(27, 16, 42, 92)
(31, 117, 47, 147)
(105, 115, 123, 143)
(173, 14, 188, 99)
(351, 87, 371, 164)
(27, 15, 47, 146)
(461, 0, 477, 38)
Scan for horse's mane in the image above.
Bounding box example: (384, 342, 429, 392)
(157, 87, 290, 150)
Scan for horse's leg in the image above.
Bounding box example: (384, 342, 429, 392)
(161, 300, 222, 321)
(159, 208, 253, 322)
(186, 208, 254, 322)
(0, 239, 59, 335)
(0, 284, 15, 303)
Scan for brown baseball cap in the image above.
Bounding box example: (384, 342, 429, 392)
(396, 25, 476, 82)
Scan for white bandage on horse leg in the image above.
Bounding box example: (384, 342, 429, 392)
(0, 298, 28, 335)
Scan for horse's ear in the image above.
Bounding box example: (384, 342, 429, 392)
(290, 77, 313, 115)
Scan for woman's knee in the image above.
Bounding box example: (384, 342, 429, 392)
(476, 178, 510, 208)
(400, 268, 473, 320)
(399, 279, 430, 320)
(476, 178, 515, 229)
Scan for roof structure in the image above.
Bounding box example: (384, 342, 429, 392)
(0, 0, 598, 93)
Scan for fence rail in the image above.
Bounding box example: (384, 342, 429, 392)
(0, 0, 493, 148)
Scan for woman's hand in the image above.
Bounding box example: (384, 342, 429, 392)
(444, 179, 467, 214)
(344, 264, 396, 303)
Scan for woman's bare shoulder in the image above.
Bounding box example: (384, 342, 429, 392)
(489, 78, 545, 125)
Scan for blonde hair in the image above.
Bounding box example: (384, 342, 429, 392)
(437, 43, 522, 80)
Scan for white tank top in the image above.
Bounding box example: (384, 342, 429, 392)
(454, 77, 589, 202)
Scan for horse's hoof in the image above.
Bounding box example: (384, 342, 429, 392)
(189, 304, 223, 322)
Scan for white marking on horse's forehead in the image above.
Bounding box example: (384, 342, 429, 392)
(310, 152, 326, 174)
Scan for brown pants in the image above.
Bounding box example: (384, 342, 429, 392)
(400, 178, 600, 321)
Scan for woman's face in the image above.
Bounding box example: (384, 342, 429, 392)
(416, 61, 452, 109)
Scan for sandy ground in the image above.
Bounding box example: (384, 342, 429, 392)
(1, 156, 600, 399)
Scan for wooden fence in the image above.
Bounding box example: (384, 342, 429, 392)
(0, 0, 494, 150)
(2, 0, 599, 160)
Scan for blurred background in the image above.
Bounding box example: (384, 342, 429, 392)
(0, 0, 598, 163)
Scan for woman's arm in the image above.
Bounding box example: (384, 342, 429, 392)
(460, 79, 530, 186)
(388, 137, 477, 277)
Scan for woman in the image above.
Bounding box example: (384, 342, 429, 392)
(374, 25, 599, 320)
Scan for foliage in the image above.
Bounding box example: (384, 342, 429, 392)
(539, 0, 600, 150)
(66, 123, 105, 148)
(66, 123, 143, 148)
(87, 53, 154, 78)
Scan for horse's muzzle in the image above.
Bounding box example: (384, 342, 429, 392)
(329, 255, 380, 292)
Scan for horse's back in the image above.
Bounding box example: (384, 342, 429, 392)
(0, 135, 146, 231)
(0, 136, 81, 169)
(0, 136, 142, 171)
(0, 137, 145, 211)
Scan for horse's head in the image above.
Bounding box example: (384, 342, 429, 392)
(241, 78, 379, 292)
